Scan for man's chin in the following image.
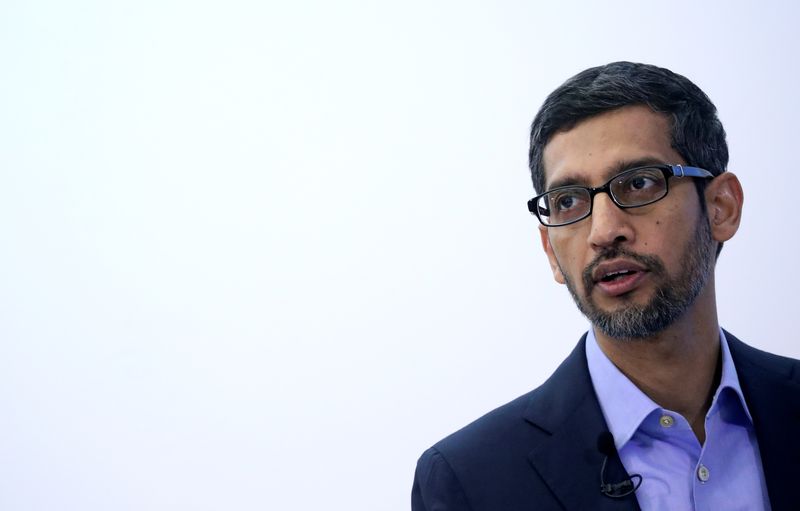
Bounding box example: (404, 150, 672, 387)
(577, 295, 668, 340)
(585, 289, 647, 311)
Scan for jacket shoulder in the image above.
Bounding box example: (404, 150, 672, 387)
(412, 389, 552, 511)
(433, 388, 542, 457)
(412, 337, 597, 511)
(725, 330, 800, 383)
(430, 335, 594, 458)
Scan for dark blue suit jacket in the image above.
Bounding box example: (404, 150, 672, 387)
(412, 332, 800, 510)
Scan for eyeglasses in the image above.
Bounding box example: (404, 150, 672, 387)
(528, 164, 715, 227)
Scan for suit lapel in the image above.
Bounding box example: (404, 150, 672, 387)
(727, 332, 800, 510)
(523, 337, 640, 511)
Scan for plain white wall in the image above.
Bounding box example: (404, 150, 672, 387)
(2, 0, 799, 509)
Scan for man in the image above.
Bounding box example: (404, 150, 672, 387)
(411, 62, 800, 510)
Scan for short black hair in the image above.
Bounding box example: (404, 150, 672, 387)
(528, 61, 728, 195)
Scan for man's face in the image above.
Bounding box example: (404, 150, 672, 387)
(539, 106, 716, 339)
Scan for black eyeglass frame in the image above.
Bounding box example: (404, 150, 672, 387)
(527, 164, 715, 227)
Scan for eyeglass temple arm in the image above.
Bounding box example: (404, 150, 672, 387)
(527, 199, 549, 217)
(671, 164, 714, 179)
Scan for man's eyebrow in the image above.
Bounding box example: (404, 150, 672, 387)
(546, 175, 584, 191)
(608, 157, 667, 177)
(545, 157, 669, 191)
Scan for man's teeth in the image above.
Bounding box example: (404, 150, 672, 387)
(602, 270, 634, 282)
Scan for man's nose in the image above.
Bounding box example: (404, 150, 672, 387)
(586, 192, 635, 250)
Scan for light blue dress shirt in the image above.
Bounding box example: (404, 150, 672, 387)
(586, 328, 772, 511)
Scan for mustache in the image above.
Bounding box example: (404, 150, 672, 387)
(581, 247, 666, 292)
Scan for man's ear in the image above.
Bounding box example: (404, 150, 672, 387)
(539, 225, 566, 284)
(705, 172, 744, 243)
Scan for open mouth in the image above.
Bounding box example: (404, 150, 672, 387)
(600, 270, 638, 283)
(588, 259, 652, 297)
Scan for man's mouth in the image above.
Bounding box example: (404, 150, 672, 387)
(599, 269, 639, 282)
(590, 260, 650, 297)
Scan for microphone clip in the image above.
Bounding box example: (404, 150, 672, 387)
(598, 432, 643, 499)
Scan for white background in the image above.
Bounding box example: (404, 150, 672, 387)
(2, 1, 799, 509)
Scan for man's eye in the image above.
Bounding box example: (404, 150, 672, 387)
(628, 175, 656, 190)
(557, 196, 575, 210)
(551, 192, 583, 211)
(620, 170, 661, 192)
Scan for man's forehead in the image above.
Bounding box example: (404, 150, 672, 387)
(540, 106, 675, 190)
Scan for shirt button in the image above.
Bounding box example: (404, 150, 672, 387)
(659, 415, 674, 428)
(697, 465, 710, 482)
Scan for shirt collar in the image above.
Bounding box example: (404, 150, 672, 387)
(585, 327, 753, 451)
(716, 329, 754, 424)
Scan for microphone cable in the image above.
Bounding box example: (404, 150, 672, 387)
(597, 431, 643, 498)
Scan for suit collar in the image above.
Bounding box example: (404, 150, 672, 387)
(523, 335, 640, 511)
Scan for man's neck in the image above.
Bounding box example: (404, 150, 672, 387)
(593, 293, 721, 443)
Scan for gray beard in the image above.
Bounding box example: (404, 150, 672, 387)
(560, 218, 714, 340)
